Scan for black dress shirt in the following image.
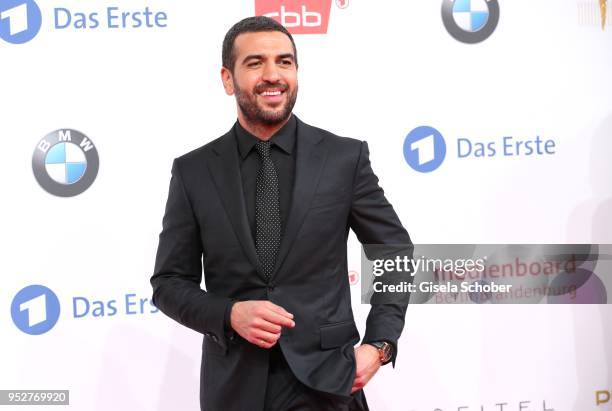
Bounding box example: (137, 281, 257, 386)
(224, 114, 297, 334)
(234, 114, 297, 240)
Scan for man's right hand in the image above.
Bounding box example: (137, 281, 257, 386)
(230, 300, 295, 349)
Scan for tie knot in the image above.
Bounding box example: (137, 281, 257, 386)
(255, 140, 272, 159)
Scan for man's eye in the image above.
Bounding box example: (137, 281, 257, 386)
(248, 62, 261, 67)
(280, 60, 292, 66)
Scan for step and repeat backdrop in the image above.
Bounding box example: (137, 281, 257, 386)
(1, 0, 611, 410)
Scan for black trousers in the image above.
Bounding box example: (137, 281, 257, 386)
(263, 345, 370, 411)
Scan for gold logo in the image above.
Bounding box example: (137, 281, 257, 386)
(596, 390, 611, 405)
(578, 0, 610, 29)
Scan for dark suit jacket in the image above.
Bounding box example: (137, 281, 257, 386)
(151, 116, 412, 411)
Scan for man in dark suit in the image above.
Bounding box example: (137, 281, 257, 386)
(151, 16, 412, 411)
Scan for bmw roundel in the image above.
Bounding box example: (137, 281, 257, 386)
(442, 0, 500, 44)
(32, 129, 99, 197)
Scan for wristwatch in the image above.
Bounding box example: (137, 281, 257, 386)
(366, 341, 393, 364)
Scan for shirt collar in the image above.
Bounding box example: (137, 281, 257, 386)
(235, 114, 297, 159)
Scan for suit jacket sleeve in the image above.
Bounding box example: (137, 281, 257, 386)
(151, 159, 233, 349)
(348, 141, 413, 366)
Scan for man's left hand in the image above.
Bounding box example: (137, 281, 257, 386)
(351, 344, 381, 393)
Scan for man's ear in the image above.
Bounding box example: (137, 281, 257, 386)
(221, 67, 235, 96)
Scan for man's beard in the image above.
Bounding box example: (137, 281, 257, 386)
(234, 80, 298, 126)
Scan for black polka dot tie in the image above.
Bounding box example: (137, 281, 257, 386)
(255, 140, 281, 281)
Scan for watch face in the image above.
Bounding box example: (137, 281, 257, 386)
(368, 342, 393, 363)
(381, 343, 393, 362)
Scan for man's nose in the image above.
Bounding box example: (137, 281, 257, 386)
(261, 62, 281, 83)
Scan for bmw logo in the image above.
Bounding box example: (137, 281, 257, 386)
(442, 0, 500, 44)
(32, 129, 99, 197)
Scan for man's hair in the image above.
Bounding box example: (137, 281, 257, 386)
(222, 16, 298, 73)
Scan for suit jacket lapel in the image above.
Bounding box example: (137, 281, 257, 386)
(207, 131, 264, 280)
(271, 118, 328, 281)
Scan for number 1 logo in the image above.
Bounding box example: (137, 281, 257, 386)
(0, 0, 42, 44)
(403, 126, 447, 173)
(11, 285, 61, 335)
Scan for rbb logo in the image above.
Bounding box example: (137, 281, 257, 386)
(255, 0, 332, 34)
(266, 5, 321, 28)
(0, 0, 42, 44)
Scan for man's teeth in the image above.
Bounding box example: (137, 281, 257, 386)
(260, 90, 282, 96)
